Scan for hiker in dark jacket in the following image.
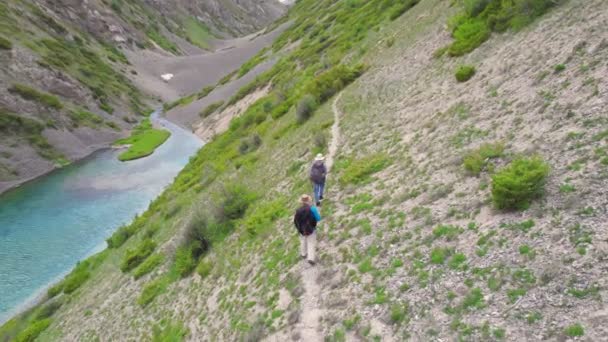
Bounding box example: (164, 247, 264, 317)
(310, 154, 327, 206)
(293, 194, 321, 265)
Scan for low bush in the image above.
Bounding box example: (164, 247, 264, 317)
(62, 262, 91, 294)
(197, 85, 215, 99)
(564, 323, 584, 337)
(340, 154, 391, 185)
(133, 253, 164, 280)
(0, 110, 44, 135)
(448, 19, 490, 56)
(447, 0, 564, 56)
(9, 84, 63, 109)
(491, 156, 550, 210)
(196, 260, 213, 278)
(455, 65, 476, 82)
(34, 299, 63, 320)
(389, 0, 420, 21)
(0, 36, 12, 50)
(296, 94, 318, 124)
(15, 319, 51, 342)
(138, 277, 168, 307)
(199, 101, 224, 118)
(106, 224, 138, 248)
(120, 239, 157, 272)
(463, 142, 504, 175)
(174, 245, 199, 278)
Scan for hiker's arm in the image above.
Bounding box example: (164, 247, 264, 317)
(311, 206, 322, 222)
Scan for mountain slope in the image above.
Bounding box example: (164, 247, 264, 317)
(0, 0, 285, 194)
(3, 0, 607, 341)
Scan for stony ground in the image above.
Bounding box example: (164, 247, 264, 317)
(34, 0, 608, 340)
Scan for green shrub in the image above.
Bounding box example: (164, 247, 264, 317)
(0, 36, 12, 50)
(133, 253, 164, 279)
(106, 224, 138, 248)
(296, 94, 318, 123)
(35, 299, 63, 320)
(448, 19, 490, 56)
(491, 157, 550, 210)
(199, 101, 224, 118)
(197, 86, 215, 99)
(554, 64, 566, 73)
(120, 239, 157, 272)
(69, 109, 103, 128)
(9, 84, 63, 109)
(564, 323, 584, 337)
(15, 319, 51, 342)
(340, 154, 391, 185)
(389, 0, 420, 21)
(463, 142, 504, 175)
(174, 246, 198, 278)
(196, 260, 213, 278)
(138, 277, 168, 306)
(455, 65, 476, 82)
(0, 110, 44, 134)
(447, 0, 563, 56)
(62, 261, 92, 294)
(220, 183, 257, 221)
(430, 247, 449, 264)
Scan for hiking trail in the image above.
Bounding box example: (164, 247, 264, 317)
(295, 92, 343, 341)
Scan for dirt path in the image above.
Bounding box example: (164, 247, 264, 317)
(296, 92, 343, 341)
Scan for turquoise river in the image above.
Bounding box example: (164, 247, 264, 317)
(0, 112, 203, 323)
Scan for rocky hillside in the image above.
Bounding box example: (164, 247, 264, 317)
(2, 0, 607, 341)
(0, 0, 285, 194)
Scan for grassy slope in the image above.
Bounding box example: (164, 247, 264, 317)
(5, 0, 608, 341)
(115, 119, 171, 161)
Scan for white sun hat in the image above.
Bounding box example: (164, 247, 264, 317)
(314, 153, 325, 161)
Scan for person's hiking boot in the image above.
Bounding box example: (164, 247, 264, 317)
(316, 201, 321, 206)
(320, 195, 324, 200)
(307, 260, 316, 266)
(301, 255, 307, 260)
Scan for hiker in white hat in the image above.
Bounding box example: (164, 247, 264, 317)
(309, 153, 327, 206)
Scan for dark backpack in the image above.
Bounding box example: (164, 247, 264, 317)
(310, 162, 326, 183)
(294, 205, 317, 236)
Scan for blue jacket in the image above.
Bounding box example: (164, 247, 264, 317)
(310, 206, 322, 222)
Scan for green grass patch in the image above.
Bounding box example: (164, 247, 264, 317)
(115, 119, 170, 161)
(491, 156, 549, 210)
(14, 319, 51, 342)
(182, 16, 211, 50)
(340, 153, 391, 185)
(120, 238, 157, 272)
(463, 142, 504, 175)
(0, 36, 12, 50)
(133, 253, 164, 280)
(447, 0, 563, 56)
(69, 108, 104, 128)
(455, 65, 476, 82)
(564, 323, 584, 337)
(9, 84, 63, 109)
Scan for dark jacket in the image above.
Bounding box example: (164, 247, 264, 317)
(310, 161, 326, 184)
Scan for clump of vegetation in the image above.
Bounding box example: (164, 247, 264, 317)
(389, 0, 420, 21)
(491, 156, 549, 210)
(199, 101, 224, 118)
(69, 109, 104, 128)
(447, 0, 564, 56)
(340, 154, 391, 185)
(0, 36, 12, 50)
(14, 319, 51, 342)
(174, 245, 200, 278)
(564, 323, 584, 337)
(463, 142, 504, 175)
(9, 84, 63, 109)
(106, 222, 139, 248)
(455, 65, 476, 82)
(120, 238, 157, 272)
(151, 320, 188, 342)
(133, 253, 164, 280)
(238, 49, 267, 77)
(114, 119, 171, 161)
(296, 94, 318, 123)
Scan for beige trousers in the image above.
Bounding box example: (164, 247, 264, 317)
(300, 231, 317, 262)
